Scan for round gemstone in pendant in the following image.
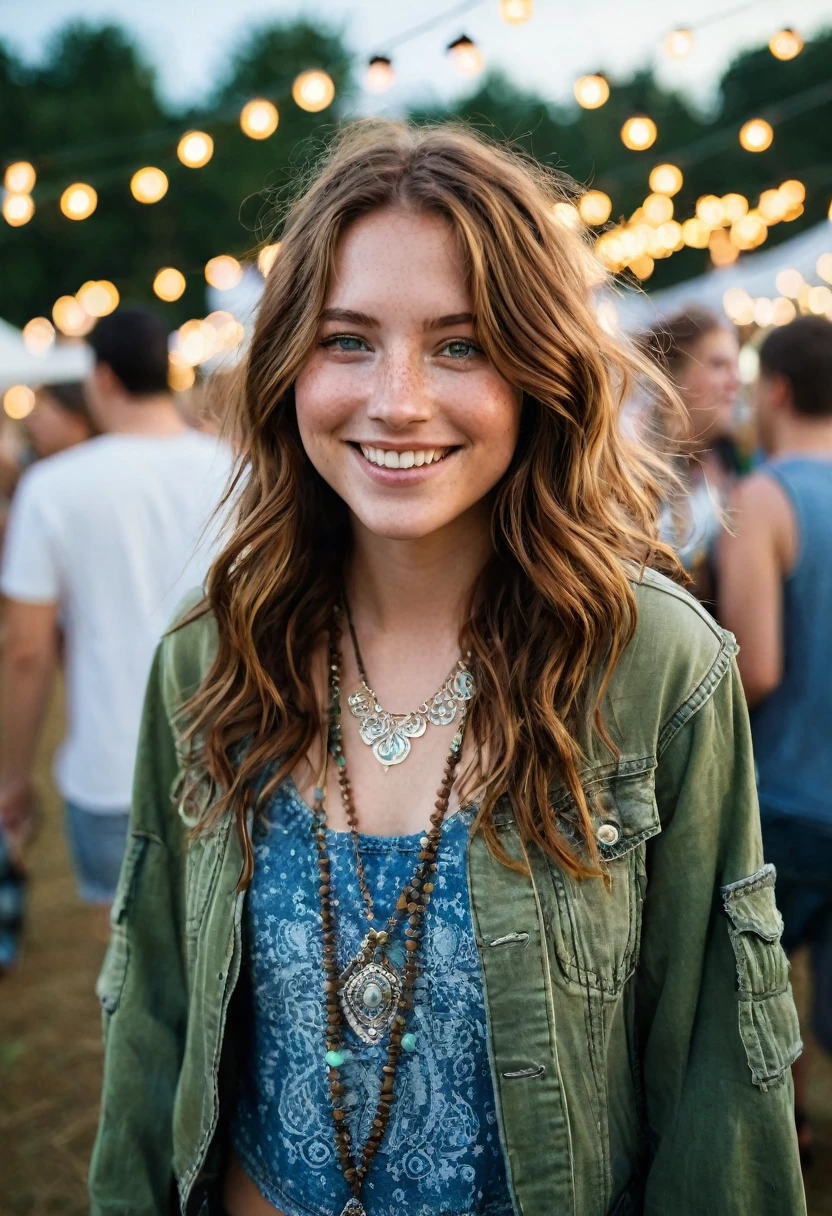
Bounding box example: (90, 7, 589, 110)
(362, 980, 384, 1010)
(339, 957, 402, 1045)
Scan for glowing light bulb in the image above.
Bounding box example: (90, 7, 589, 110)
(721, 193, 749, 223)
(620, 117, 657, 151)
(771, 297, 797, 326)
(257, 243, 281, 277)
(240, 100, 279, 140)
(3, 385, 36, 420)
(77, 280, 119, 318)
(779, 180, 805, 207)
(769, 29, 803, 60)
(60, 183, 97, 220)
(130, 167, 169, 204)
(365, 56, 395, 92)
(578, 190, 612, 226)
(758, 189, 787, 224)
(663, 29, 694, 59)
(447, 35, 483, 76)
(629, 254, 654, 281)
(648, 164, 683, 196)
(643, 193, 673, 225)
(739, 119, 773, 152)
(808, 285, 832, 316)
(682, 218, 710, 249)
(754, 298, 774, 328)
(153, 267, 187, 302)
(731, 212, 768, 250)
(573, 74, 609, 110)
(709, 229, 739, 268)
(3, 193, 34, 226)
(177, 131, 214, 168)
(696, 195, 725, 227)
(292, 70, 336, 112)
(205, 255, 243, 291)
(22, 317, 55, 356)
(4, 161, 36, 194)
(168, 363, 196, 392)
(551, 201, 582, 230)
(52, 295, 95, 337)
(500, 0, 533, 23)
(775, 269, 804, 298)
(817, 253, 832, 285)
(723, 289, 755, 326)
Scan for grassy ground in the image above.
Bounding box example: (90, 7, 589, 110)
(1, 691, 831, 1213)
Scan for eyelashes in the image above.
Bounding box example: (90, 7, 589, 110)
(320, 334, 483, 360)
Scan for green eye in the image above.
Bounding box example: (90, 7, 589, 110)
(324, 334, 367, 352)
(442, 340, 479, 359)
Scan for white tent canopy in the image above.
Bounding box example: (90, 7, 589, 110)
(0, 318, 92, 390)
(614, 219, 832, 330)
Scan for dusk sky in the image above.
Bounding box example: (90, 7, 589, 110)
(1, 0, 830, 114)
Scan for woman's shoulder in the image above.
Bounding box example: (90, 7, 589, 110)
(604, 566, 738, 756)
(158, 588, 219, 715)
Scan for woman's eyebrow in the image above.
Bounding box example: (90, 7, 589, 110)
(319, 307, 378, 326)
(423, 312, 475, 331)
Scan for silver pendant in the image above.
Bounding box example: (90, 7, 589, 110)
(339, 1200, 367, 1216)
(348, 661, 475, 769)
(338, 948, 402, 1045)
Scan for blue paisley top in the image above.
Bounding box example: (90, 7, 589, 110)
(231, 780, 515, 1216)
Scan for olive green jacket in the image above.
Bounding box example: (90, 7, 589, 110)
(89, 569, 806, 1216)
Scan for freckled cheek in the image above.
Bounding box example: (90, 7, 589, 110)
(451, 380, 522, 457)
(295, 360, 366, 438)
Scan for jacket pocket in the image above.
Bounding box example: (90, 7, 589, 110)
(545, 767, 660, 996)
(722, 864, 802, 1090)
(95, 832, 148, 1020)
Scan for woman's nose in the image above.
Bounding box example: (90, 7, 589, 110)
(367, 348, 433, 430)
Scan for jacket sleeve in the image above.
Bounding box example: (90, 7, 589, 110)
(637, 654, 806, 1215)
(89, 643, 187, 1216)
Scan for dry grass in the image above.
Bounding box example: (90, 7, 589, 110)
(1, 691, 831, 1213)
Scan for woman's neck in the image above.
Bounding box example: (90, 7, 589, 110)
(345, 503, 492, 642)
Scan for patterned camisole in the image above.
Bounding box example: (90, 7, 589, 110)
(231, 780, 515, 1216)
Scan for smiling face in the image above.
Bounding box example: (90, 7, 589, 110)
(675, 327, 741, 446)
(294, 206, 522, 543)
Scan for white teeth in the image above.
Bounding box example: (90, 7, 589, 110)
(358, 445, 449, 469)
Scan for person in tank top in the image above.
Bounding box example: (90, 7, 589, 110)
(719, 314, 832, 1169)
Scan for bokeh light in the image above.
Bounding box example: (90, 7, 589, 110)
(365, 56, 395, 92)
(77, 280, 119, 318)
(643, 193, 674, 225)
(776, 269, 804, 298)
(721, 193, 749, 222)
(681, 218, 710, 249)
(769, 29, 803, 60)
(292, 70, 336, 111)
(257, 243, 281, 277)
(772, 297, 797, 326)
(663, 29, 694, 59)
(817, 253, 832, 284)
(60, 183, 98, 220)
(551, 201, 582, 230)
(3, 194, 34, 226)
(723, 288, 755, 326)
(4, 161, 36, 194)
(739, 119, 773, 152)
(22, 317, 56, 356)
(649, 164, 683, 196)
(205, 255, 243, 291)
(573, 74, 609, 109)
(177, 131, 214, 168)
(153, 267, 187, 302)
(3, 385, 36, 420)
(578, 190, 612, 226)
(240, 100, 279, 140)
(695, 195, 724, 227)
(168, 362, 196, 392)
(130, 167, 169, 204)
(620, 117, 657, 151)
(500, 0, 533, 23)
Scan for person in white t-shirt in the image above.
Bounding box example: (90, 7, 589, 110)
(0, 307, 232, 903)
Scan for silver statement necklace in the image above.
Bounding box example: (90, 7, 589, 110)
(343, 599, 475, 769)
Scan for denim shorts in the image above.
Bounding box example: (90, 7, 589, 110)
(761, 811, 832, 1053)
(64, 800, 130, 904)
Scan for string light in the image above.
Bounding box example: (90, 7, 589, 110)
(4, 162, 36, 194)
(643, 193, 674, 224)
(776, 269, 804, 297)
(257, 243, 281, 276)
(817, 254, 832, 284)
(60, 183, 97, 220)
(168, 362, 196, 392)
(3, 385, 36, 420)
(573, 74, 609, 109)
(663, 29, 694, 59)
(130, 167, 169, 204)
(769, 29, 803, 60)
(780, 179, 805, 206)
(77, 280, 119, 318)
(731, 211, 767, 250)
(365, 56, 395, 92)
(153, 267, 187, 302)
(721, 193, 749, 222)
(808, 285, 832, 316)
(772, 297, 797, 325)
(447, 35, 484, 76)
(292, 70, 336, 112)
(205, 255, 243, 291)
(3, 194, 34, 226)
(620, 117, 657, 151)
(681, 217, 710, 248)
(723, 289, 755, 326)
(578, 190, 612, 226)
(551, 201, 582, 229)
(177, 131, 214, 168)
(649, 164, 683, 196)
(500, 0, 533, 23)
(22, 317, 56, 356)
(709, 228, 738, 268)
(629, 254, 655, 281)
(695, 194, 724, 226)
(52, 295, 95, 337)
(739, 119, 773, 152)
(240, 100, 279, 140)
(758, 188, 787, 224)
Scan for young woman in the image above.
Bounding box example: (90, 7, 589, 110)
(90, 123, 804, 1216)
(639, 308, 743, 607)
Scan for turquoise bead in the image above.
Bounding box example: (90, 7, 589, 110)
(401, 1032, 417, 1053)
(325, 1050, 344, 1068)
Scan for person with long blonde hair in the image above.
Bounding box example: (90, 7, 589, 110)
(90, 122, 804, 1216)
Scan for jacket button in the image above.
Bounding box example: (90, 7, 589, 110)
(596, 822, 620, 846)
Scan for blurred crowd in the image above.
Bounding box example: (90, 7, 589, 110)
(0, 301, 831, 1166)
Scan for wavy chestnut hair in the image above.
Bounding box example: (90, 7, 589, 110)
(180, 120, 682, 884)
